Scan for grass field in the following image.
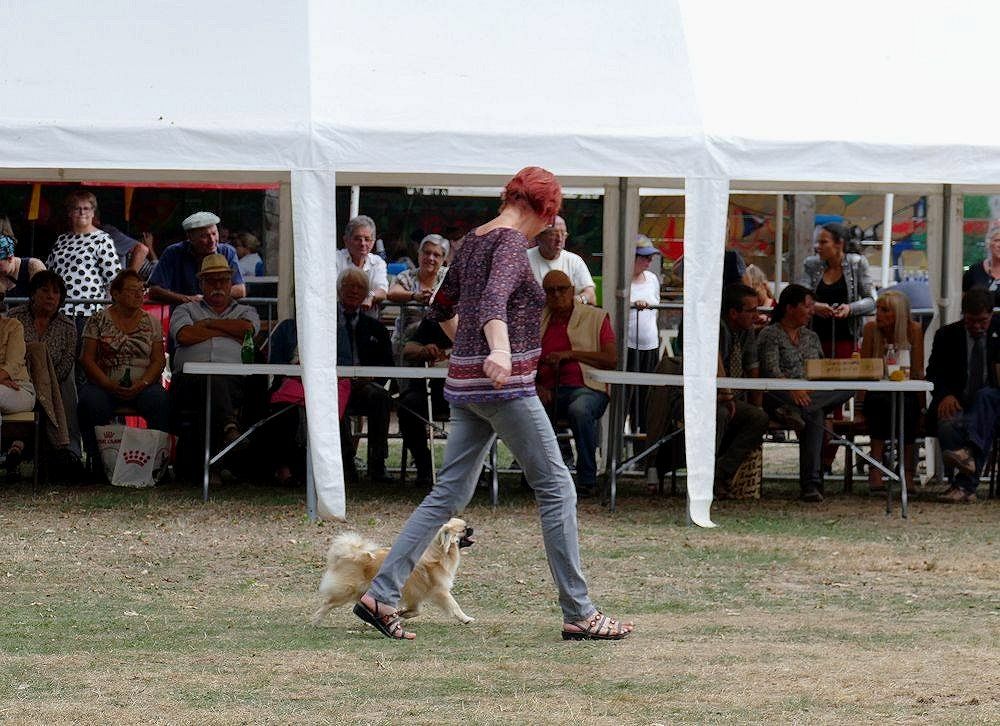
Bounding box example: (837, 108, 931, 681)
(1, 475, 998, 725)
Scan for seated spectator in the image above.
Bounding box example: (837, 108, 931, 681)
(386, 234, 449, 357)
(741, 263, 776, 328)
(536, 270, 616, 497)
(338, 268, 394, 484)
(8, 270, 81, 461)
(77, 270, 169, 464)
(149, 211, 245, 307)
(169, 254, 260, 474)
(961, 219, 1000, 305)
(0, 232, 45, 297)
(757, 284, 852, 503)
(858, 290, 925, 492)
(926, 288, 1000, 503)
(266, 318, 306, 487)
(0, 293, 37, 469)
(716, 284, 770, 498)
(526, 217, 596, 305)
(335, 215, 388, 316)
(233, 232, 264, 278)
(46, 190, 122, 329)
(397, 317, 452, 487)
(99, 224, 155, 281)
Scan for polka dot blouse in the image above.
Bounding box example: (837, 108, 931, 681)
(46, 231, 123, 316)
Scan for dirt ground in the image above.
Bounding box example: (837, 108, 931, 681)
(0, 477, 997, 725)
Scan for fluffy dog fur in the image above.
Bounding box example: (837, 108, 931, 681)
(312, 517, 474, 625)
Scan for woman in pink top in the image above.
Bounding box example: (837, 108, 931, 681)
(353, 168, 634, 642)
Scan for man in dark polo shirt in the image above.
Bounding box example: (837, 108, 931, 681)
(149, 211, 245, 306)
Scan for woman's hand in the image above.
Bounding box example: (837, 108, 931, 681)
(0, 372, 20, 390)
(483, 349, 511, 388)
(634, 300, 649, 310)
(830, 303, 851, 319)
(422, 343, 446, 363)
(790, 389, 812, 407)
(543, 350, 572, 367)
(813, 302, 834, 318)
(412, 289, 433, 305)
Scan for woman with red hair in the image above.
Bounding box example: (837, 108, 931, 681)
(353, 167, 634, 642)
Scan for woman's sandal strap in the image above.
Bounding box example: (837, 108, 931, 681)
(353, 600, 413, 640)
(562, 611, 631, 640)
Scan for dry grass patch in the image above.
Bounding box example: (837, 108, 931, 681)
(0, 478, 998, 724)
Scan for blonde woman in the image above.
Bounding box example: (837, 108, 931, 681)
(859, 290, 924, 492)
(741, 263, 776, 328)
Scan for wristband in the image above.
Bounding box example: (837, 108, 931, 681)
(490, 349, 511, 357)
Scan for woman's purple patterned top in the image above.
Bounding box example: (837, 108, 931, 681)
(427, 227, 544, 403)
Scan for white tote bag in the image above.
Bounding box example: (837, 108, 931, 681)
(95, 424, 172, 488)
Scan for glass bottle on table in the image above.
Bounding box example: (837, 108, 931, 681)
(241, 329, 255, 364)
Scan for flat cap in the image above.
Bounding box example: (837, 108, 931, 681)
(182, 211, 221, 230)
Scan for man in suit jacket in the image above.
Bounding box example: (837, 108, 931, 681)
(926, 288, 1000, 502)
(338, 268, 394, 484)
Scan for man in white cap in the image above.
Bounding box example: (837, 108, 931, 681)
(149, 211, 245, 306)
(168, 253, 260, 477)
(526, 216, 596, 305)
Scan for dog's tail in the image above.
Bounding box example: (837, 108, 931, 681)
(326, 532, 379, 567)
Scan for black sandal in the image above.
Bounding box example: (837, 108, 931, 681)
(562, 611, 633, 641)
(353, 598, 415, 640)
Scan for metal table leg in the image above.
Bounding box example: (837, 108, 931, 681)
(898, 391, 908, 519)
(306, 439, 317, 521)
(489, 436, 498, 509)
(203, 375, 212, 502)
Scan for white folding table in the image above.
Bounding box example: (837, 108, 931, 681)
(590, 370, 933, 517)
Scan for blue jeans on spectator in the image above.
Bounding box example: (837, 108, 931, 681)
(369, 396, 596, 622)
(555, 386, 609, 489)
(936, 387, 1000, 494)
(78, 383, 170, 459)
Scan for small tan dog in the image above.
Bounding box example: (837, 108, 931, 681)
(312, 517, 475, 626)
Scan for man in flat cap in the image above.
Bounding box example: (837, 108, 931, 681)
(149, 211, 246, 306)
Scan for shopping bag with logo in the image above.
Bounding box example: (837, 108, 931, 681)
(94, 424, 173, 488)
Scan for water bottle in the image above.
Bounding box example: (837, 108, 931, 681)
(375, 238, 387, 261)
(241, 329, 255, 364)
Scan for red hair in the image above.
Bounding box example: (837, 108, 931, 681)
(503, 166, 562, 222)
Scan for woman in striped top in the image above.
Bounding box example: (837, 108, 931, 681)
(353, 167, 634, 642)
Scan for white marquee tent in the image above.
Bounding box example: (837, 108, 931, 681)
(3, 0, 996, 523)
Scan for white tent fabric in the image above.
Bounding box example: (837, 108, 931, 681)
(4, 0, 1000, 522)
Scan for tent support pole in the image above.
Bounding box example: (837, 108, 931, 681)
(774, 194, 784, 292)
(881, 193, 894, 288)
(349, 186, 360, 218)
(605, 178, 632, 512)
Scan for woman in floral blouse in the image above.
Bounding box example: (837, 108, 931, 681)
(77, 270, 167, 464)
(386, 234, 449, 357)
(758, 284, 852, 503)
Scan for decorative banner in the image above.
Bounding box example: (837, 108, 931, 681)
(27, 183, 42, 220)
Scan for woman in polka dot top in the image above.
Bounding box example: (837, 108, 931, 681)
(45, 190, 123, 326)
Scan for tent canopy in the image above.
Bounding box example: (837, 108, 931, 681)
(3, 0, 999, 521)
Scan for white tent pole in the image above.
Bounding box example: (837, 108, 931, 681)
(881, 193, 894, 288)
(774, 194, 784, 292)
(349, 185, 360, 218)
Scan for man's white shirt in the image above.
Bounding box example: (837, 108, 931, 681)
(525, 247, 595, 293)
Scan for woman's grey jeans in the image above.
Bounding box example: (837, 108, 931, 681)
(368, 395, 596, 621)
